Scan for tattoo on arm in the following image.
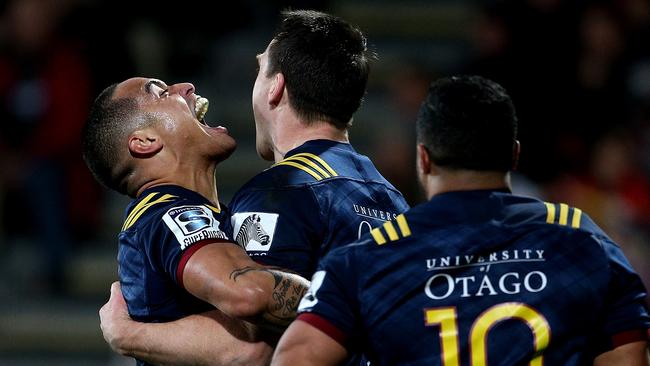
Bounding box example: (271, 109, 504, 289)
(266, 276, 309, 324)
(229, 266, 309, 327)
(230, 266, 282, 287)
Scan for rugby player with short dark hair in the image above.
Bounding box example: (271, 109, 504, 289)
(235, 9, 407, 279)
(272, 75, 650, 366)
(82, 77, 309, 366)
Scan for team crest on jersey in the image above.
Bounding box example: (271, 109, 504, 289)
(231, 212, 278, 252)
(162, 205, 227, 250)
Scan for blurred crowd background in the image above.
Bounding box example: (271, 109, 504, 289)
(0, 0, 648, 364)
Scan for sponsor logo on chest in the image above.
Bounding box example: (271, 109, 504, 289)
(423, 249, 548, 299)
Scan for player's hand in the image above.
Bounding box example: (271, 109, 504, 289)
(99, 281, 137, 355)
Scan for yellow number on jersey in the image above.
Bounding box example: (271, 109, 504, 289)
(425, 302, 551, 365)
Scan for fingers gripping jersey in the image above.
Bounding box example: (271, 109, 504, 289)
(298, 190, 650, 365)
(118, 185, 233, 324)
(229, 139, 409, 278)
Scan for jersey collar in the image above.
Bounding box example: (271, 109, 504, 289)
(284, 139, 354, 158)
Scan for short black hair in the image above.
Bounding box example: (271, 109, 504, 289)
(267, 9, 373, 129)
(81, 83, 150, 195)
(416, 75, 518, 172)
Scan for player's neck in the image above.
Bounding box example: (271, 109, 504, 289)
(425, 170, 511, 200)
(271, 113, 349, 163)
(135, 163, 221, 208)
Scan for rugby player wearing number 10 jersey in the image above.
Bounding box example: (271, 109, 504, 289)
(272, 75, 650, 366)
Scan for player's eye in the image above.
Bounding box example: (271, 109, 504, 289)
(159, 89, 169, 97)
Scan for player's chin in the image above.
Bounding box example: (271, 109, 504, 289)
(211, 135, 237, 163)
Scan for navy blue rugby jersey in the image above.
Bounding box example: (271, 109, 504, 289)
(118, 185, 232, 326)
(229, 139, 409, 278)
(298, 189, 650, 366)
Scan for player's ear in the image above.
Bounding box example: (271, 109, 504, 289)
(511, 140, 521, 171)
(128, 129, 163, 158)
(417, 143, 432, 176)
(268, 72, 285, 107)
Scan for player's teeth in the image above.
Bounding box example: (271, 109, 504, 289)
(195, 96, 209, 121)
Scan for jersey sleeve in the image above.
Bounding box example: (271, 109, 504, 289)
(231, 186, 323, 278)
(597, 234, 650, 351)
(296, 242, 366, 349)
(145, 204, 231, 287)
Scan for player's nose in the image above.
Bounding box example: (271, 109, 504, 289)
(168, 82, 195, 97)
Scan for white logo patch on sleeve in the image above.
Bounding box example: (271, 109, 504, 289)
(298, 270, 326, 311)
(162, 205, 228, 250)
(231, 212, 279, 251)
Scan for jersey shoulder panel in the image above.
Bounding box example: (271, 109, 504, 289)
(365, 213, 413, 246)
(231, 139, 405, 195)
(121, 190, 179, 232)
(121, 186, 230, 238)
(234, 153, 342, 194)
(501, 195, 612, 241)
(363, 193, 600, 247)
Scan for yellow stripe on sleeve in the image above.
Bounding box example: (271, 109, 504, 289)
(275, 161, 323, 180)
(558, 203, 569, 226)
(571, 208, 582, 229)
(123, 194, 177, 231)
(370, 227, 387, 245)
(283, 156, 331, 178)
(396, 214, 411, 238)
(543, 202, 555, 224)
(122, 192, 158, 231)
(290, 153, 338, 177)
(206, 204, 221, 214)
(383, 221, 399, 241)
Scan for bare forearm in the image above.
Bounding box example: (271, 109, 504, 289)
(118, 311, 273, 366)
(182, 244, 309, 329)
(593, 341, 649, 366)
(229, 266, 309, 328)
(271, 320, 347, 366)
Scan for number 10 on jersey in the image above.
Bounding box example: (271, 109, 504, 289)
(424, 302, 550, 366)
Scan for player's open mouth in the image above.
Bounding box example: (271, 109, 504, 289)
(194, 94, 229, 133)
(195, 95, 209, 125)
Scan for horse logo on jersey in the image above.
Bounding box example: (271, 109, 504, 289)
(163, 205, 228, 250)
(236, 214, 270, 247)
(231, 212, 279, 252)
